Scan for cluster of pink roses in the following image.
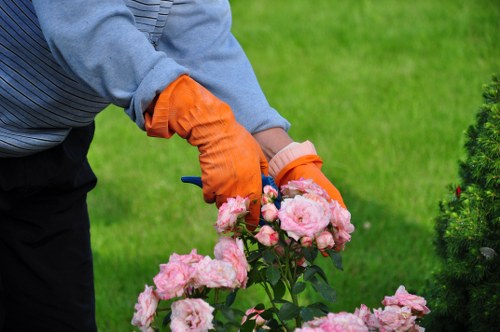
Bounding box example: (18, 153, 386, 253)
(250, 179, 354, 253)
(131, 237, 248, 331)
(296, 286, 430, 332)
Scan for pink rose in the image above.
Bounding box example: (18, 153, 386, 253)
(300, 312, 369, 332)
(153, 261, 193, 300)
(215, 196, 249, 234)
(354, 304, 379, 330)
(131, 285, 158, 332)
(300, 236, 314, 247)
(281, 178, 330, 200)
(262, 185, 279, 204)
(241, 307, 267, 327)
(315, 230, 335, 251)
(170, 298, 214, 332)
(261, 203, 279, 222)
(329, 200, 354, 250)
(374, 305, 416, 332)
(192, 256, 239, 289)
(169, 249, 205, 266)
(382, 286, 430, 317)
(278, 195, 331, 241)
(255, 225, 279, 247)
(214, 237, 249, 288)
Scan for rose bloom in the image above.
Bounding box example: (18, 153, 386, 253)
(215, 196, 249, 234)
(170, 298, 214, 332)
(329, 200, 354, 249)
(315, 230, 335, 251)
(214, 237, 249, 288)
(300, 236, 314, 248)
(131, 285, 158, 332)
(261, 203, 279, 222)
(255, 225, 279, 246)
(169, 249, 205, 266)
(281, 178, 330, 200)
(192, 256, 238, 289)
(374, 305, 416, 332)
(354, 304, 379, 331)
(262, 185, 279, 204)
(299, 312, 369, 332)
(153, 261, 193, 300)
(382, 286, 430, 317)
(278, 195, 331, 241)
(241, 307, 267, 327)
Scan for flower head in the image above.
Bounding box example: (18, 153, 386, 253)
(153, 261, 193, 300)
(192, 256, 239, 289)
(131, 285, 158, 332)
(214, 237, 249, 288)
(382, 286, 430, 317)
(374, 305, 416, 332)
(255, 225, 279, 247)
(170, 298, 214, 332)
(299, 312, 369, 332)
(215, 196, 249, 234)
(278, 195, 331, 241)
(281, 178, 330, 200)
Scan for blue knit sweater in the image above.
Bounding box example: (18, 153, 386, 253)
(0, 0, 289, 157)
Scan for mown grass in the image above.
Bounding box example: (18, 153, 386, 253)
(87, 0, 499, 330)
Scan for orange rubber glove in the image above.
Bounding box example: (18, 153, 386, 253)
(144, 75, 267, 228)
(269, 141, 346, 208)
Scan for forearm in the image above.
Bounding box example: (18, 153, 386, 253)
(253, 128, 294, 161)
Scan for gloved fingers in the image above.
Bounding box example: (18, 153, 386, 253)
(259, 148, 269, 176)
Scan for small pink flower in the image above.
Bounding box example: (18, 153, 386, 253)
(215, 196, 249, 234)
(214, 237, 249, 288)
(300, 236, 314, 247)
(329, 200, 354, 250)
(131, 285, 158, 332)
(261, 203, 279, 222)
(281, 178, 330, 200)
(315, 230, 335, 251)
(170, 298, 214, 332)
(192, 256, 239, 289)
(278, 195, 331, 241)
(153, 261, 193, 300)
(262, 185, 279, 204)
(300, 312, 369, 332)
(374, 305, 416, 332)
(241, 307, 267, 327)
(169, 249, 205, 266)
(382, 286, 430, 317)
(255, 225, 279, 247)
(354, 304, 379, 330)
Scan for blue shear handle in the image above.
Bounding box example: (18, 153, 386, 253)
(181, 175, 279, 192)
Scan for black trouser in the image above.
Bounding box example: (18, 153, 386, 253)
(0, 124, 98, 331)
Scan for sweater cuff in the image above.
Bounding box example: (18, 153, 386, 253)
(268, 141, 317, 178)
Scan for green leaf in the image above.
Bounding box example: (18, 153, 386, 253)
(292, 281, 307, 294)
(278, 302, 300, 321)
(273, 279, 286, 300)
(307, 302, 330, 314)
(225, 290, 238, 307)
(263, 249, 276, 264)
(302, 246, 318, 263)
(266, 266, 281, 286)
(299, 307, 315, 322)
(310, 276, 336, 302)
(161, 311, 171, 327)
(240, 318, 256, 332)
(303, 265, 328, 282)
(327, 249, 343, 271)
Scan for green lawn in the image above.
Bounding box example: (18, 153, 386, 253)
(87, 0, 499, 330)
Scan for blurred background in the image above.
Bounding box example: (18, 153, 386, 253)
(87, 0, 499, 330)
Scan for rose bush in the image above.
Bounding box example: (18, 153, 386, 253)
(131, 179, 429, 331)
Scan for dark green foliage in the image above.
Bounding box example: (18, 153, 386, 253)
(425, 76, 500, 331)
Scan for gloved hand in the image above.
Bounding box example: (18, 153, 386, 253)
(268, 141, 346, 208)
(144, 75, 268, 228)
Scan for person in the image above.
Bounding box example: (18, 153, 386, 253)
(0, 0, 345, 330)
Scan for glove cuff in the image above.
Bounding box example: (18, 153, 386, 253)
(268, 140, 317, 178)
